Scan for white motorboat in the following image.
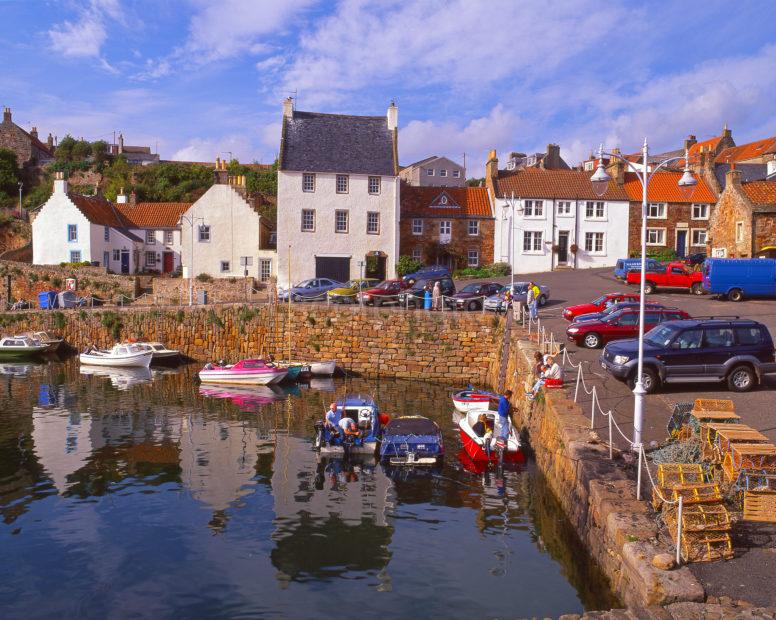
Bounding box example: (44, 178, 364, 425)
(0, 336, 49, 359)
(79, 343, 154, 368)
(310, 360, 336, 376)
(458, 408, 523, 464)
(133, 341, 180, 362)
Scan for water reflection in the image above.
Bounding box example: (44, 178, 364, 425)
(79, 365, 153, 390)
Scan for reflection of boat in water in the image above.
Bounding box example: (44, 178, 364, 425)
(79, 365, 153, 390)
(198, 384, 286, 410)
(456, 448, 525, 475)
(0, 362, 41, 377)
(308, 377, 335, 392)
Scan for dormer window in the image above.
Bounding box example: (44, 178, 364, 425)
(440, 195, 448, 205)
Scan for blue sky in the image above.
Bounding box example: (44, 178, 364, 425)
(2, 0, 775, 175)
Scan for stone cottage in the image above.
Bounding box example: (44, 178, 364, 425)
(0, 107, 54, 166)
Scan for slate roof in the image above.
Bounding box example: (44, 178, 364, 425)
(742, 181, 776, 208)
(715, 163, 768, 189)
(493, 168, 629, 201)
(280, 111, 396, 176)
(716, 137, 776, 164)
(622, 171, 716, 203)
(400, 185, 492, 218)
(116, 202, 192, 228)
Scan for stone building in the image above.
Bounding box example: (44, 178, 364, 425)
(109, 133, 159, 166)
(0, 107, 54, 166)
(399, 184, 494, 270)
(707, 168, 776, 258)
(502, 144, 570, 171)
(399, 155, 466, 187)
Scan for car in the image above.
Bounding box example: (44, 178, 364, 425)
(278, 278, 343, 302)
(599, 317, 776, 393)
(683, 252, 707, 267)
(613, 258, 662, 280)
(358, 279, 408, 306)
(562, 292, 640, 321)
(447, 282, 504, 311)
(397, 276, 456, 309)
(401, 265, 450, 285)
(566, 307, 690, 349)
(327, 278, 381, 304)
(483, 282, 550, 312)
(572, 301, 666, 324)
(625, 260, 704, 295)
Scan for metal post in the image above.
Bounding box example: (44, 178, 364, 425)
(574, 364, 582, 402)
(632, 138, 649, 453)
(18, 182, 23, 219)
(636, 444, 643, 501)
(590, 387, 596, 429)
(608, 411, 613, 459)
(675, 496, 684, 566)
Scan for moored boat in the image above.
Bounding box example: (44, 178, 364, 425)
(274, 361, 307, 381)
(459, 409, 523, 463)
(134, 342, 180, 363)
(28, 331, 65, 353)
(452, 388, 494, 413)
(198, 359, 287, 385)
(313, 395, 384, 455)
(0, 335, 52, 360)
(79, 343, 154, 368)
(379, 416, 444, 465)
(310, 360, 336, 376)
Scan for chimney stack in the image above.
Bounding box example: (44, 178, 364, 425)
(47, 133, 54, 150)
(116, 187, 128, 204)
(129, 190, 137, 206)
(387, 100, 398, 131)
(485, 149, 499, 181)
(545, 144, 561, 169)
(2, 107, 10, 124)
(726, 164, 741, 189)
(684, 135, 697, 151)
(282, 97, 294, 119)
(53, 171, 68, 195)
(214, 157, 228, 184)
(30, 127, 38, 139)
(118, 133, 124, 154)
(722, 123, 732, 141)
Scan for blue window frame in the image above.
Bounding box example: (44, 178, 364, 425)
(104, 226, 110, 242)
(70, 250, 81, 263)
(67, 224, 77, 242)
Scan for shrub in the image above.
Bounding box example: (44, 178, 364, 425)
(100, 311, 122, 340)
(196, 273, 213, 283)
(396, 255, 423, 277)
(207, 309, 223, 328)
(175, 309, 185, 323)
(52, 311, 67, 330)
(454, 262, 512, 279)
(51, 276, 62, 288)
(41, 274, 50, 282)
(29, 273, 39, 282)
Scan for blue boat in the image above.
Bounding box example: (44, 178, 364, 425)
(313, 395, 383, 455)
(379, 416, 444, 466)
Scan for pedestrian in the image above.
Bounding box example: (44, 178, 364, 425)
(502, 287, 512, 315)
(432, 280, 442, 311)
(526, 355, 562, 400)
(526, 281, 538, 320)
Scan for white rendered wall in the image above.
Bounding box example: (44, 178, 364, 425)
(33, 193, 93, 265)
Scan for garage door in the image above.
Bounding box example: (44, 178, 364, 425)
(315, 256, 350, 282)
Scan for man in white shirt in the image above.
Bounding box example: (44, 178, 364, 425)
(526, 355, 562, 400)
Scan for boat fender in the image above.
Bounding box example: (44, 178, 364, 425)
(379, 413, 390, 426)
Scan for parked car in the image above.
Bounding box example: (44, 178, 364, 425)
(397, 277, 456, 308)
(683, 252, 707, 267)
(327, 278, 381, 304)
(702, 258, 776, 301)
(401, 265, 450, 285)
(573, 301, 666, 323)
(359, 279, 408, 306)
(483, 282, 550, 312)
(447, 282, 504, 311)
(563, 293, 639, 321)
(625, 260, 704, 295)
(278, 278, 343, 302)
(600, 317, 776, 393)
(613, 257, 662, 280)
(566, 306, 690, 348)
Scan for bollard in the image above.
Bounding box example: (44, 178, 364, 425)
(608, 411, 613, 459)
(574, 365, 582, 402)
(636, 445, 643, 501)
(675, 496, 684, 566)
(590, 387, 596, 429)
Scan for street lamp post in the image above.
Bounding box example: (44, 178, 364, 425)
(180, 214, 205, 306)
(18, 182, 23, 219)
(591, 139, 697, 450)
(503, 192, 522, 293)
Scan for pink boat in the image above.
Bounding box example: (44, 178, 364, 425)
(198, 359, 287, 385)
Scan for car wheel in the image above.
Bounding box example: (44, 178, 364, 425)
(727, 364, 755, 392)
(628, 367, 659, 393)
(467, 300, 478, 311)
(376, 299, 383, 307)
(644, 281, 656, 295)
(292, 294, 301, 303)
(728, 288, 744, 302)
(582, 332, 601, 349)
(691, 283, 703, 296)
(538, 295, 547, 307)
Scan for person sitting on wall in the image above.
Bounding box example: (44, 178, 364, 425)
(526, 356, 563, 400)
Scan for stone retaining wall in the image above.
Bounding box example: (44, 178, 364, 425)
(150, 276, 267, 305)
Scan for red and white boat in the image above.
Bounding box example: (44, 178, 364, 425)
(459, 409, 523, 463)
(451, 389, 493, 413)
(198, 359, 287, 385)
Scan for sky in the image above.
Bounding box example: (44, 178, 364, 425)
(1, 0, 776, 175)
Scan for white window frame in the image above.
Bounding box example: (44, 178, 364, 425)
(584, 232, 605, 255)
(439, 169, 448, 177)
(523, 200, 544, 218)
(301, 209, 315, 232)
(691, 203, 709, 220)
(146, 230, 155, 244)
(412, 218, 423, 235)
(426, 168, 434, 176)
(220, 260, 230, 273)
(522, 231, 543, 254)
(336, 174, 349, 194)
(557, 201, 572, 216)
(585, 201, 606, 220)
(302, 173, 315, 193)
(735, 221, 744, 242)
(70, 250, 81, 263)
(647, 203, 667, 219)
(690, 228, 707, 247)
(467, 220, 480, 236)
(335, 209, 349, 234)
(467, 249, 479, 267)
(198, 225, 211, 242)
(452, 170, 461, 178)
(112, 249, 121, 261)
(164, 230, 174, 244)
(411, 248, 422, 261)
(259, 258, 272, 282)
(439, 220, 452, 236)
(646, 227, 666, 246)
(368, 176, 381, 195)
(145, 251, 157, 267)
(367, 211, 380, 235)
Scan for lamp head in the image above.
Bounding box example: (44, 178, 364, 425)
(590, 163, 612, 198)
(678, 169, 697, 199)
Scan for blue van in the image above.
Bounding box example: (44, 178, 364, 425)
(614, 258, 661, 280)
(702, 258, 776, 301)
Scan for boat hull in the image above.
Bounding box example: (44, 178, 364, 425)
(0, 346, 48, 360)
(459, 428, 524, 463)
(310, 360, 336, 376)
(79, 351, 153, 368)
(198, 369, 287, 385)
(318, 441, 378, 455)
(452, 395, 491, 413)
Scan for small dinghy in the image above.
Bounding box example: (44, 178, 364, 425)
(28, 331, 64, 353)
(459, 409, 523, 464)
(80, 343, 153, 368)
(452, 388, 494, 413)
(198, 359, 287, 385)
(313, 395, 384, 455)
(380, 416, 444, 465)
(310, 360, 336, 376)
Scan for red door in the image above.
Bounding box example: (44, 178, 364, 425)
(162, 252, 174, 274)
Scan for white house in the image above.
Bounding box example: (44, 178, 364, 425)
(32, 172, 189, 273)
(399, 155, 466, 187)
(485, 151, 630, 273)
(179, 163, 277, 281)
(276, 99, 399, 285)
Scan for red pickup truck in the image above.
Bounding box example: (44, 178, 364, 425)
(626, 261, 703, 295)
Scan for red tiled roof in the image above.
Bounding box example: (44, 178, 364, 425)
(622, 171, 716, 203)
(688, 136, 721, 159)
(494, 168, 629, 201)
(116, 202, 191, 228)
(68, 194, 133, 228)
(400, 185, 492, 218)
(715, 137, 776, 164)
(742, 181, 776, 206)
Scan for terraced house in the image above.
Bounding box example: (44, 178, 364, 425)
(276, 98, 399, 285)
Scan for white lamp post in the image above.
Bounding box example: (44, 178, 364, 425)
(591, 139, 697, 450)
(180, 214, 205, 306)
(502, 192, 523, 293)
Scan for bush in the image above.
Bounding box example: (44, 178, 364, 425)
(454, 262, 512, 279)
(196, 273, 213, 283)
(51, 276, 62, 288)
(629, 249, 678, 262)
(396, 255, 423, 277)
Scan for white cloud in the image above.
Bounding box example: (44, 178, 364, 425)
(170, 135, 255, 163)
(47, 0, 126, 68)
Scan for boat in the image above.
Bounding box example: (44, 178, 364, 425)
(79, 365, 153, 390)
(198, 359, 287, 385)
(310, 360, 336, 376)
(379, 415, 444, 465)
(133, 342, 180, 363)
(313, 395, 384, 455)
(458, 409, 524, 464)
(0, 336, 50, 359)
(198, 384, 286, 410)
(274, 360, 308, 381)
(452, 388, 495, 413)
(79, 343, 154, 368)
(26, 331, 64, 353)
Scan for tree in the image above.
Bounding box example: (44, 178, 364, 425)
(71, 139, 92, 160)
(55, 135, 76, 162)
(0, 148, 19, 197)
(92, 140, 109, 165)
(466, 177, 485, 187)
(396, 255, 423, 277)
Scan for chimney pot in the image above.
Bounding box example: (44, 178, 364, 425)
(53, 171, 67, 194)
(283, 97, 294, 119)
(387, 100, 398, 131)
(30, 126, 38, 139)
(2, 107, 10, 123)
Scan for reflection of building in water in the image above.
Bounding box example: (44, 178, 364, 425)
(270, 435, 394, 587)
(31, 406, 94, 492)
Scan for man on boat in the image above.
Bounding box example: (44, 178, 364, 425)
(324, 402, 341, 444)
(494, 390, 513, 463)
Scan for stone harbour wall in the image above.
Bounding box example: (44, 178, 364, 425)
(150, 276, 268, 305)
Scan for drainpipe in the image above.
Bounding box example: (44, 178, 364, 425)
(551, 198, 556, 270)
(574, 197, 580, 269)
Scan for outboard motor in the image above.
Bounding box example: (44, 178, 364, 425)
(313, 420, 325, 451)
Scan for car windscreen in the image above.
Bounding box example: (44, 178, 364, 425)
(296, 279, 313, 288)
(644, 324, 680, 347)
(461, 284, 480, 293)
(513, 284, 528, 293)
(592, 295, 607, 305)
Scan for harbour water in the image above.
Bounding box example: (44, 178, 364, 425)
(0, 360, 618, 619)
